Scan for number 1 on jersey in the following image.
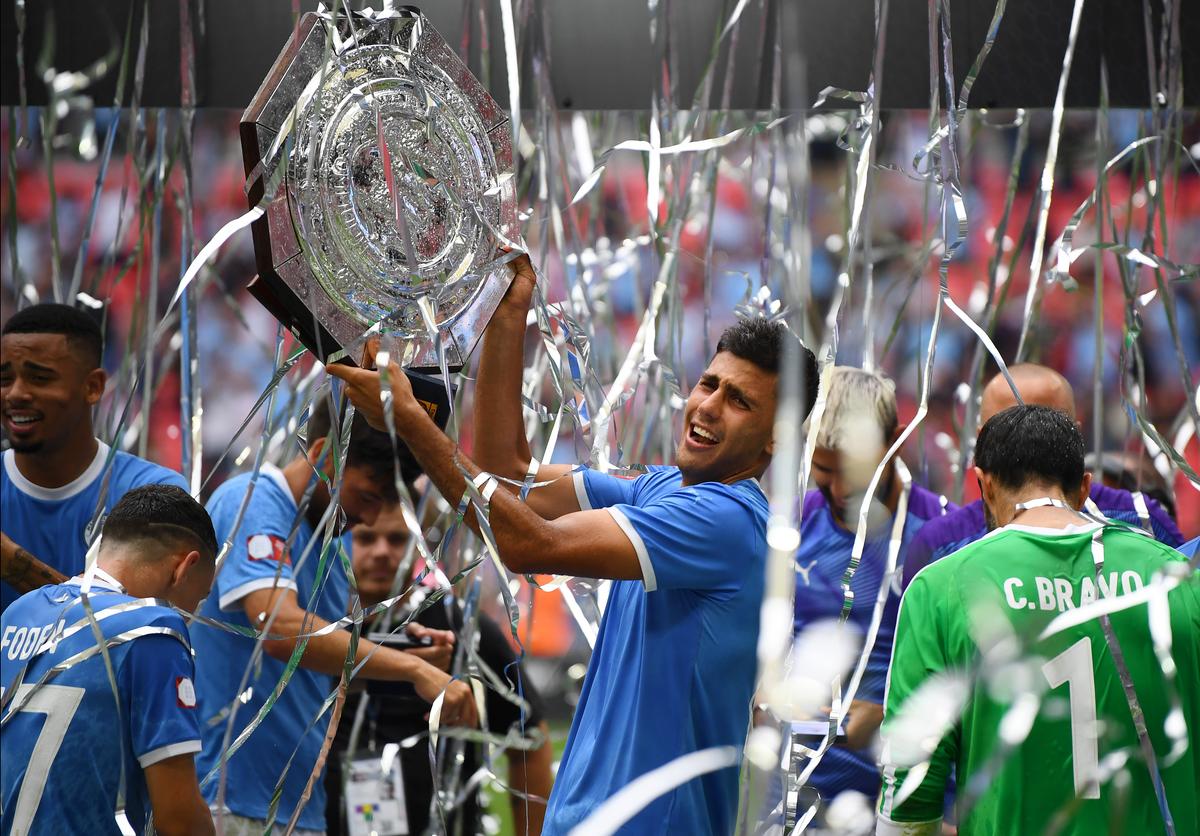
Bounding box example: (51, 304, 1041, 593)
(1041, 637, 1100, 799)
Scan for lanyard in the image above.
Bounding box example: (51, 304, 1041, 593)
(1010, 497, 1174, 833)
(1011, 495, 1102, 522)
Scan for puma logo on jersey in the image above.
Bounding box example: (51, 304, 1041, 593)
(1003, 571, 1145, 613)
(795, 559, 817, 586)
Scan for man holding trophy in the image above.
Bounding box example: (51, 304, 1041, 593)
(235, 7, 819, 832)
(329, 255, 818, 833)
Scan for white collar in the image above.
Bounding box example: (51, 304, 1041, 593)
(3, 440, 111, 502)
(65, 566, 126, 594)
(258, 462, 297, 510)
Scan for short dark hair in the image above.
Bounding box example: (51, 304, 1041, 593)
(2, 303, 104, 369)
(715, 318, 819, 418)
(103, 485, 218, 563)
(975, 405, 1086, 495)
(306, 396, 417, 494)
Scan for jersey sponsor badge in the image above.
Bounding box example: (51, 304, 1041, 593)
(176, 676, 197, 708)
(246, 533, 290, 564)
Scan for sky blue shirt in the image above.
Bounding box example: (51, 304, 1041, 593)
(1, 444, 189, 613)
(1179, 536, 1199, 560)
(190, 465, 350, 831)
(793, 484, 952, 800)
(1, 570, 201, 835)
(544, 466, 768, 836)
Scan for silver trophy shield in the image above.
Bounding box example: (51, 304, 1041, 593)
(240, 6, 518, 379)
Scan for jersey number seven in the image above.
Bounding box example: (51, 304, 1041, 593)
(1041, 637, 1100, 799)
(5, 684, 87, 831)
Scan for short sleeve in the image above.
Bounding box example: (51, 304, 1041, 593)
(574, 468, 638, 511)
(124, 634, 202, 768)
(208, 493, 299, 612)
(607, 482, 759, 594)
(877, 574, 956, 826)
(119, 456, 189, 494)
(107, 459, 189, 515)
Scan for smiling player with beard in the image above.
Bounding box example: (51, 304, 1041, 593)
(0, 304, 190, 613)
(327, 253, 819, 836)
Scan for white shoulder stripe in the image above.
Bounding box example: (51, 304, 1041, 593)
(606, 507, 656, 592)
(217, 577, 300, 612)
(573, 469, 593, 511)
(138, 740, 201, 768)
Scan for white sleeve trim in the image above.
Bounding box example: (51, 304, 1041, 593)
(573, 469, 592, 510)
(138, 739, 202, 768)
(875, 813, 942, 836)
(218, 576, 299, 612)
(606, 507, 656, 592)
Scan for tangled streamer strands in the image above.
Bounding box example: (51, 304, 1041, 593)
(1, 0, 1197, 834)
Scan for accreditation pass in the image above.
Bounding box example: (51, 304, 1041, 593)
(345, 754, 408, 836)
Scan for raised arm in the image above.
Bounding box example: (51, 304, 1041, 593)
(473, 254, 582, 521)
(329, 359, 642, 582)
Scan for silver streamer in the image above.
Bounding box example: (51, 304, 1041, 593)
(2, 2, 1197, 835)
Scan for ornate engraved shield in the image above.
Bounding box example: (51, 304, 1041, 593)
(240, 7, 517, 371)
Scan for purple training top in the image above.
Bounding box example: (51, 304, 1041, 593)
(901, 482, 1183, 590)
(792, 481, 953, 800)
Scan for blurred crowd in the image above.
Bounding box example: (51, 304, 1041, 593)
(2, 106, 1198, 542)
(2, 100, 1199, 836)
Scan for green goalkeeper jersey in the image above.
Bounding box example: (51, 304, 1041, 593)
(878, 521, 1199, 835)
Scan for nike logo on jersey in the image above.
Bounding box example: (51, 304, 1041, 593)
(1002, 571, 1145, 613)
(1, 619, 67, 661)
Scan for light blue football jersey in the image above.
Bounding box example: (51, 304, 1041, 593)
(1, 443, 188, 612)
(544, 466, 768, 836)
(191, 464, 351, 831)
(1, 570, 201, 835)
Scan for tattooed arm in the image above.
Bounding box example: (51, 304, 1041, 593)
(1, 531, 67, 593)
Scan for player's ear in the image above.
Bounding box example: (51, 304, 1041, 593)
(973, 466, 990, 500)
(306, 436, 328, 470)
(171, 550, 201, 588)
(889, 422, 908, 448)
(1075, 471, 1092, 510)
(84, 367, 107, 406)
